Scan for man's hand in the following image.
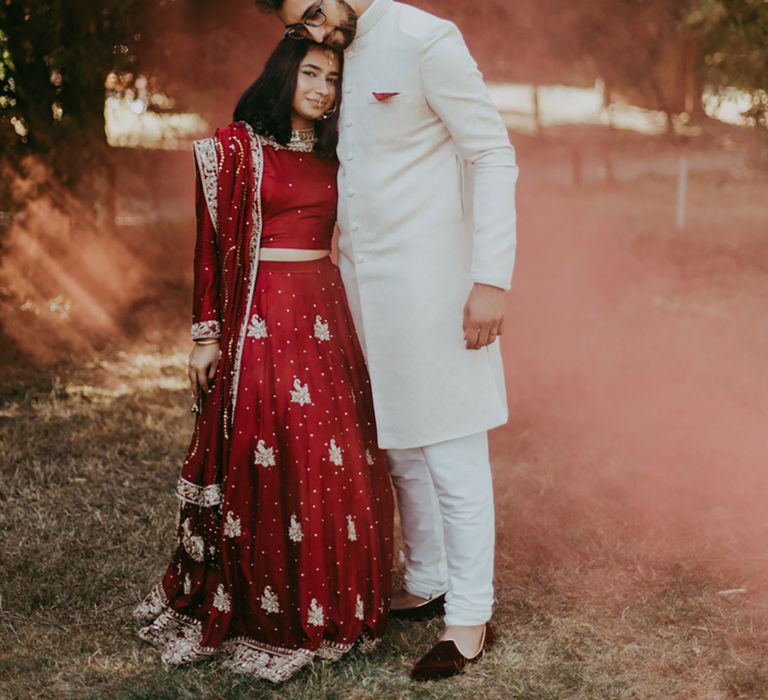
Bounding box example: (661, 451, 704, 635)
(188, 341, 221, 400)
(463, 283, 506, 350)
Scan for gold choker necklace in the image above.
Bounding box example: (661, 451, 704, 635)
(292, 127, 316, 142)
(262, 128, 317, 153)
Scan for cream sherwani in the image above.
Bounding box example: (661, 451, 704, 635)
(337, 0, 519, 626)
(337, 0, 518, 451)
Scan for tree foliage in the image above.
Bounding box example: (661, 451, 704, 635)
(0, 0, 765, 194)
(553, 0, 697, 120)
(690, 0, 768, 124)
(0, 0, 276, 200)
(0, 1, 160, 186)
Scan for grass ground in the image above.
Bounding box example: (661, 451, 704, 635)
(2, 129, 768, 699)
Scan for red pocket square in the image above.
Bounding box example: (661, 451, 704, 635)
(372, 92, 400, 102)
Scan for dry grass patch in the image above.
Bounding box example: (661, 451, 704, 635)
(3, 156, 768, 698)
(1, 350, 767, 699)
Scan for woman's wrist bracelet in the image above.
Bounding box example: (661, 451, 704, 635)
(194, 337, 220, 346)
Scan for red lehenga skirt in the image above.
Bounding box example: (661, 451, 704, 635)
(133, 257, 394, 682)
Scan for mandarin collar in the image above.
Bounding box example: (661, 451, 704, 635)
(353, 0, 392, 40)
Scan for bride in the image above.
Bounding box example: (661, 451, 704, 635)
(133, 38, 394, 683)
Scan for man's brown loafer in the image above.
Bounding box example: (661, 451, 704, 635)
(410, 623, 496, 681)
(389, 592, 446, 620)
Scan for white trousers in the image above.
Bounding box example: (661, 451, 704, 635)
(387, 431, 495, 626)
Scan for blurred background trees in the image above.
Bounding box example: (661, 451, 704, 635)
(0, 1, 152, 195)
(0, 0, 765, 370)
(0, 0, 766, 211)
(0, 0, 270, 211)
(692, 0, 768, 126)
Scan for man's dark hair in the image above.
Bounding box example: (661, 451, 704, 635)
(233, 38, 342, 160)
(254, 0, 285, 12)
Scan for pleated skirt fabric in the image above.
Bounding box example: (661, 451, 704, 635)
(133, 257, 394, 683)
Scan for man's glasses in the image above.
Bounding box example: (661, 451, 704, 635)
(284, 0, 327, 40)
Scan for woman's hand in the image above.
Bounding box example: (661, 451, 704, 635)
(188, 341, 221, 400)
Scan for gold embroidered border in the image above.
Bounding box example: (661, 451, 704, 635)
(193, 137, 220, 233)
(132, 581, 168, 623)
(174, 477, 223, 508)
(230, 124, 265, 419)
(261, 133, 317, 153)
(221, 638, 316, 683)
(133, 582, 377, 683)
(134, 585, 218, 666)
(190, 320, 221, 341)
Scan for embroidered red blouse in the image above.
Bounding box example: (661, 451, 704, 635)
(260, 146, 338, 250)
(191, 141, 338, 340)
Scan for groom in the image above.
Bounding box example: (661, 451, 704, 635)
(256, 0, 518, 680)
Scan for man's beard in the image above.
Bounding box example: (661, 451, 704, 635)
(324, 0, 357, 49)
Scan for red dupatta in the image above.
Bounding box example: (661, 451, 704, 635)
(174, 121, 265, 565)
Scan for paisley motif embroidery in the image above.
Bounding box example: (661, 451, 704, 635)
(224, 511, 242, 538)
(261, 586, 281, 614)
(213, 584, 232, 613)
(347, 515, 357, 542)
(288, 514, 303, 543)
(247, 314, 268, 339)
(313, 315, 331, 342)
(328, 439, 343, 467)
(181, 518, 205, 562)
(307, 598, 324, 627)
(290, 378, 312, 406)
(253, 439, 276, 468)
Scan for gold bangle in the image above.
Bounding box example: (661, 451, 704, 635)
(194, 338, 220, 345)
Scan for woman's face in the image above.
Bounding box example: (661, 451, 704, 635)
(292, 45, 340, 125)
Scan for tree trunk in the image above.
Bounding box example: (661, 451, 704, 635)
(532, 84, 542, 134)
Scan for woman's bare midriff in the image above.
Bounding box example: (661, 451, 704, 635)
(259, 248, 330, 261)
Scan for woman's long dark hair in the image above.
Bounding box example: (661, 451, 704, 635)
(234, 39, 341, 160)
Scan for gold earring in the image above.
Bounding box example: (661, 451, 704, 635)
(321, 104, 337, 120)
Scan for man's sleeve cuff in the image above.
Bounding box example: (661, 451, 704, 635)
(471, 276, 511, 292)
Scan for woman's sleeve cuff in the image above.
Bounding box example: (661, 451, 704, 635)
(191, 320, 221, 341)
